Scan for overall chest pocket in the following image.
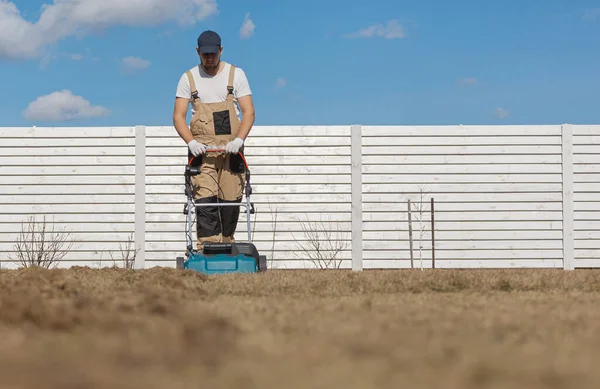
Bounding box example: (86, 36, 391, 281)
(191, 112, 213, 135)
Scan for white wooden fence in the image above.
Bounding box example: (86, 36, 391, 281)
(0, 124, 598, 270)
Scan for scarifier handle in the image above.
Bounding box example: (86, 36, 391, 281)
(187, 148, 249, 173)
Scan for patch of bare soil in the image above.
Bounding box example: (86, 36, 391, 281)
(0, 267, 599, 389)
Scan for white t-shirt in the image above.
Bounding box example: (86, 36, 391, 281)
(175, 62, 252, 118)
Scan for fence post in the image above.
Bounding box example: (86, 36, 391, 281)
(561, 123, 574, 270)
(351, 124, 363, 271)
(134, 125, 146, 269)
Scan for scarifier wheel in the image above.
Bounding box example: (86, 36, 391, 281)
(176, 256, 185, 269)
(258, 255, 267, 272)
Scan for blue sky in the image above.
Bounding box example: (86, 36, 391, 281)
(0, 0, 599, 127)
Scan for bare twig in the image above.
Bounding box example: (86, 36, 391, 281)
(109, 232, 139, 269)
(291, 213, 350, 269)
(410, 185, 431, 271)
(9, 215, 74, 269)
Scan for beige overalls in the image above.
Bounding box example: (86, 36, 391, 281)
(186, 64, 246, 250)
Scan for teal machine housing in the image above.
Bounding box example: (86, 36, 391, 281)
(177, 242, 266, 274)
(175, 149, 267, 275)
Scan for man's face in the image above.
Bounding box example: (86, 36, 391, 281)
(198, 47, 222, 71)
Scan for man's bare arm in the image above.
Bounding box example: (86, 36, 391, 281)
(173, 97, 194, 144)
(236, 95, 255, 141)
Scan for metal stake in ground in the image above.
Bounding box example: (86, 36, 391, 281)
(408, 199, 413, 269)
(431, 197, 435, 269)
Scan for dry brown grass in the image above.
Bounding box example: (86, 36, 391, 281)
(1, 266, 600, 388)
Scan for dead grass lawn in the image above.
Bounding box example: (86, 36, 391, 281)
(0, 267, 599, 389)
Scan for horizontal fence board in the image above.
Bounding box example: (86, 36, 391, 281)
(574, 193, 600, 202)
(574, 230, 600, 240)
(363, 183, 562, 193)
(574, 155, 600, 164)
(0, 222, 134, 233)
(362, 135, 562, 146)
(574, 240, 600, 249)
(0, 166, 136, 176)
(362, 211, 563, 222)
(0, 175, 135, 185)
(0, 127, 136, 138)
(363, 240, 563, 250)
(0, 138, 137, 147)
(362, 174, 562, 184)
(574, 259, 600, 268)
(573, 135, 600, 145)
(0, 185, 135, 195)
(363, 155, 562, 165)
(574, 249, 600, 258)
(361, 125, 562, 137)
(362, 145, 562, 155)
(0, 194, 135, 204)
(1, 156, 135, 166)
(572, 125, 600, 135)
(573, 183, 600, 192)
(363, 249, 564, 260)
(0, 241, 138, 252)
(363, 164, 562, 174)
(364, 192, 562, 202)
(0, 146, 135, 156)
(574, 174, 600, 183)
(0, 231, 135, 243)
(361, 230, 552, 241)
(363, 201, 563, 212)
(0, 204, 133, 215)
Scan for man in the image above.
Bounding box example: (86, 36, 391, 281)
(173, 30, 255, 252)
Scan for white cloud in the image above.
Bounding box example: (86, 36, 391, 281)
(122, 56, 151, 73)
(23, 90, 109, 121)
(493, 108, 509, 119)
(275, 77, 286, 88)
(458, 77, 478, 86)
(240, 12, 255, 39)
(0, 0, 218, 60)
(344, 19, 406, 39)
(582, 8, 600, 21)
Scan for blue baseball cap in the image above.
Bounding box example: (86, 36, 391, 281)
(197, 30, 221, 54)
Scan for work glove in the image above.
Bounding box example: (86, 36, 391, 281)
(187, 139, 206, 156)
(225, 137, 244, 153)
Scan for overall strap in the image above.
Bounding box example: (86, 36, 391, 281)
(226, 64, 236, 100)
(186, 70, 198, 101)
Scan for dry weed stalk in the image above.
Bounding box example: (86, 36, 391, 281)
(268, 203, 278, 269)
(109, 232, 139, 269)
(9, 215, 74, 269)
(291, 213, 350, 269)
(410, 185, 431, 271)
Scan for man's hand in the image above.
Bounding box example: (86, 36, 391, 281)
(188, 139, 206, 156)
(225, 137, 244, 153)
